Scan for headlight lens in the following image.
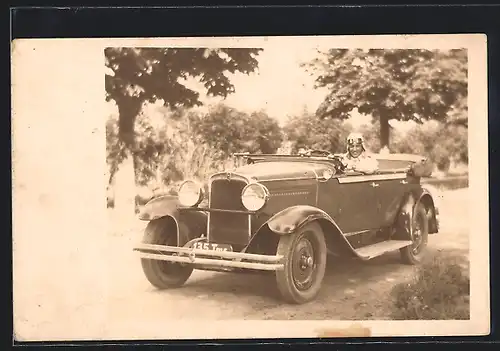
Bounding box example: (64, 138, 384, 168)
(241, 183, 269, 211)
(178, 180, 204, 207)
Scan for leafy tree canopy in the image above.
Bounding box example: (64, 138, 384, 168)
(192, 104, 283, 155)
(105, 47, 263, 146)
(303, 48, 467, 147)
(282, 111, 353, 154)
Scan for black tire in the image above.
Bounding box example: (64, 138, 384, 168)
(275, 221, 327, 304)
(400, 204, 429, 265)
(140, 218, 193, 289)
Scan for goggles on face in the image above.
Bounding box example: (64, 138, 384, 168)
(347, 137, 363, 145)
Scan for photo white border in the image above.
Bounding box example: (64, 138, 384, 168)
(11, 34, 489, 341)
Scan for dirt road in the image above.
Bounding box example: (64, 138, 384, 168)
(13, 188, 469, 340)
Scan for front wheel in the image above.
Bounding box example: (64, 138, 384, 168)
(400, 204, 429, 265)
(140, 218, 193, 289)
(275, 222, 327, 304)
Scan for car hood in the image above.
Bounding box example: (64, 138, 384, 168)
(226, 161, 332, 182)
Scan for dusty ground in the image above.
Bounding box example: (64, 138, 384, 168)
(13, 187, 469, 340)
(107, 188, 469, 321)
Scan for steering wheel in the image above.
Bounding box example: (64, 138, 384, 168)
(329, 155, 347, 173)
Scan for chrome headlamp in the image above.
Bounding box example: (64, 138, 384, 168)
(241, 183, 269, 211)
(178, 180, 204, 207)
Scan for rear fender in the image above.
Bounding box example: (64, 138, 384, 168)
(139, 195, 207, 246)
(264, 205, 361, 259)
(418, 185, 440, 234)
(392, 192, 416, 241)
(392, 187, 439, 241)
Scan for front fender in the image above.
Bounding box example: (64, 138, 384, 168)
(265, 205, 362, 260)
(267, 205, 335, 235)
(139, 195, 207, 246)
(138, 194, 180, 221)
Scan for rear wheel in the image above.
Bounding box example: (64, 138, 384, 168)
(400, 204, 429, 265)
(141, 218, 193, 289)
(275, 222, 327, 304)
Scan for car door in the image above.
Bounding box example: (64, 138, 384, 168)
(331, 173, 380, 234)
(371, 172, 410, 229)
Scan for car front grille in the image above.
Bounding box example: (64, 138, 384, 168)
(208, 177, 250, 247)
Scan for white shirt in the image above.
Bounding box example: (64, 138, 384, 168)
(342, 152, 379, 174)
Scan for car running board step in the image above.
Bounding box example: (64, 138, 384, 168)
(354, 240, 413, 260)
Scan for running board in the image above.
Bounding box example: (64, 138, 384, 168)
(355, 240, 412, 260)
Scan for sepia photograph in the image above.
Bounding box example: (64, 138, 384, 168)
(12, 34, 489, 341)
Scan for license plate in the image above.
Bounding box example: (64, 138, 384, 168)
(192, 242, 233, 252)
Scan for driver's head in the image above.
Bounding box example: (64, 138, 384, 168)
(346, 132, 365, 158)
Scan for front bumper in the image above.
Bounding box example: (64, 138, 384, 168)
(133, 243, 285, 271)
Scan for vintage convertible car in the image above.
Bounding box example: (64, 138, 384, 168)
(133, 150, 440, 304)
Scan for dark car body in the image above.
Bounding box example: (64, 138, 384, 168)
(134, 152, 439, 303)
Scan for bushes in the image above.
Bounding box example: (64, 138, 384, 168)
(282, 113, 468, 171)
(192, 104, 283, 156)
(107, 102, 469, 208)
(390, 254, 470, 320)
(390, 121, 468, 172)
(283, 113, 353, 154)
(107, 103, 284, 209)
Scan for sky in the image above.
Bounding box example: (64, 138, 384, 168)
(191, 45, 329, 124)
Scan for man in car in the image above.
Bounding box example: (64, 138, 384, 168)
(341, 132, 379, 174)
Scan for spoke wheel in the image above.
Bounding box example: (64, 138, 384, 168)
(291, 237, 316, 291)
(276, 222, 327, 304)
(400, 204, 429, 265)
(411, 218, 425, 255)
(141, 218, 193, 289)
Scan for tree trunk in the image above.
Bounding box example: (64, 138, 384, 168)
(379, 113, 390, 149)
(113, 97, 142, 219)
(113, 149, 137, 225)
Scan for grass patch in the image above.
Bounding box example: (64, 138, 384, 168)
(390, 254, 470, 320)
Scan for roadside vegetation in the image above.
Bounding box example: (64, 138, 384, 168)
(390, 254, 470, 320)
(106, 105, 468, 210)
